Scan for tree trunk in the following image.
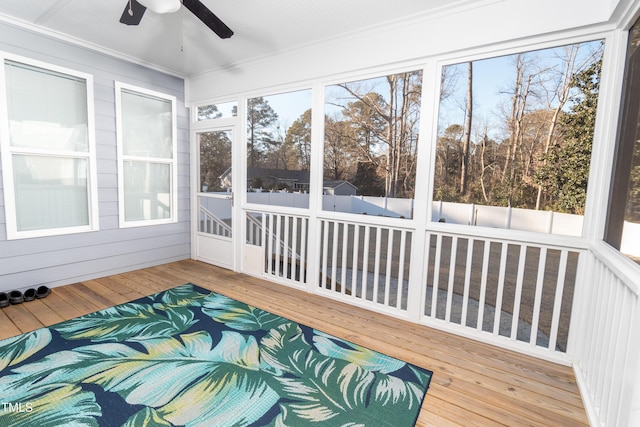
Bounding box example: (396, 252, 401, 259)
(460, 62, 473, 195)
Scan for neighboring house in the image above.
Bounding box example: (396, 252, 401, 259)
(219, 167, 311, 192)
(247, 168, 310, 192)
(322, 180, 357, 196)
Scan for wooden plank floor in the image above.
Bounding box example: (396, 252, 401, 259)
(0, 259, 589, 426)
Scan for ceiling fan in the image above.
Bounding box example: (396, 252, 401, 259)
(119, 0, 233, 39)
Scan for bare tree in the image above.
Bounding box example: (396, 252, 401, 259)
(502, 53, 535, 207)
(334, 71, 422, 198)
(460, 62, 473, 195)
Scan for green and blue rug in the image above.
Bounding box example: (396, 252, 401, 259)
(0, 284, 432, 426)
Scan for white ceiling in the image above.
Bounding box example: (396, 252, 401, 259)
(0, 0, 486, 77)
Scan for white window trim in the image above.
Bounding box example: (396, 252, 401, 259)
(0, 53, 99, 240)
(115, 81, 178, 228)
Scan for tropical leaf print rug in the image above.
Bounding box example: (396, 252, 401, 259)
(0, 284, 432, 427)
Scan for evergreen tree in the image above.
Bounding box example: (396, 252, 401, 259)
(285, 109, 312, 170)
(247, 97, 278, 168)
(535, 58, 601, 214)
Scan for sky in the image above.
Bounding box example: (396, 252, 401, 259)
(205, 39, 602, 143)
(438, 39, 603, 142)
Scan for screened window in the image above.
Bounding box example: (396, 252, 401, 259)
(116, 83, 177, 226)
(197, 101, 237, 121)
(606, 19, 640, 264)
(323, 70, 422, 219)
(246, 89, 312, 209)
(1, 57, 97, 238)
(434, 41, 603, 235)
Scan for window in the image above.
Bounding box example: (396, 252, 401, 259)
(246, 89, 312, 209)
(0, 56, 97, 239)
(323, 71, 422, 218)
(116, 83, 177, 227)
(434, 41, 603, 235)
(606, 19, 640, 264)
(197, 101, 237, 121)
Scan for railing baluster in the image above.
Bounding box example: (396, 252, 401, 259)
(266, 213, 273, 275)
(341, 223, 349, 295)
(282, 215, 290, 279)
(461, 238, 473, 327)
(275, 214, 283, 277)
(601, 281, 624, 423)
(510, 245, 527, 340)
(477, 240, 491, 332)
(300, 218, 307, 284)
(445, 236, 458, 322)
(321, 220, 329, 289)
(530, 247, 547, 346)
(331, 221, 339, 292)
(422, 233, 432, 316)
(362, 225, 370, 301)
(593, 266, 612, 404)
(372, 227, 382, 303)
(493, 243, 509, 336)
(430, 234, 442, 319)
(396, 230, 407, 309)
(291, 216, 298, 281)
(352, 225, 360, 299)
(384, 228, 394, 306)
(548, 249, 568, 349)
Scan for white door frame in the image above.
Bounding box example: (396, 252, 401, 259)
(191, 119, 241, 271)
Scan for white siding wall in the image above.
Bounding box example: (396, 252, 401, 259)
(0, 21, 190, 293)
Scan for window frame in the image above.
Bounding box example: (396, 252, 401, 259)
(605, 20, 640, 263)
(428, 36, 606, 237)
(243, 87, 314, 210)
(115, 81, 178, 228)
(320, 68, 424, 219)
(0, 53, 99, 240)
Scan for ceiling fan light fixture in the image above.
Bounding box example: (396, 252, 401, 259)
(137, 0, 181, 14)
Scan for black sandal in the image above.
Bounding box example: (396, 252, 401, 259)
(23, 288, 36, 302)
(0, 292, 8, 308)
(9, 290, 24, 304)
(36, 286, 51, 299)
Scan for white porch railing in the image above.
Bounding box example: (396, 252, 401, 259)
(246, 210, 309, 287)
(572, 245, 640, 426)
(199, 205, 232, 237)
(244, 208, 583, 361)
(317, 218, 412, 316)
(420, 231, 582, 358)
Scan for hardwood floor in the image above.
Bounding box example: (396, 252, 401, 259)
(0, 259, 589, 426)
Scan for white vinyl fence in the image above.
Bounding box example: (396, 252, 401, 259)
(247, 193, 584, 235)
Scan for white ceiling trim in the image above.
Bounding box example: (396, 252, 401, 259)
(190, 0, 506, 79)
(0, 12, 186, 78)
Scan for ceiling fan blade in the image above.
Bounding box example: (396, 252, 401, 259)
(182, 0, 234, 39)
(120, 0, 146, 26)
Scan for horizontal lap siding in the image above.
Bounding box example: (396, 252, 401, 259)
(0, 22, 190, 291)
